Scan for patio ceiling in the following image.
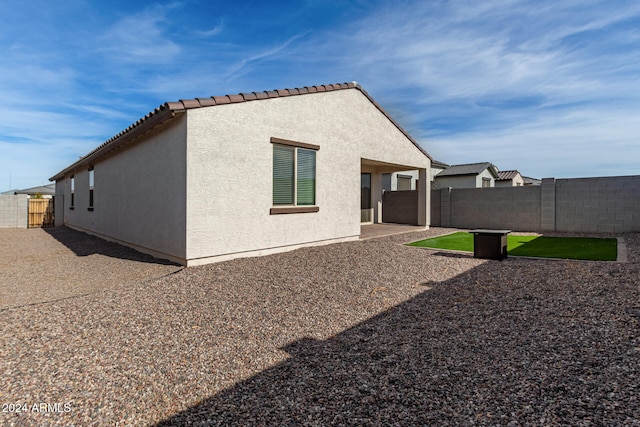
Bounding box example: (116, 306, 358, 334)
(361, 158, 421, 173)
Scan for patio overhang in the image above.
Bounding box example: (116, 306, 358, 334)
(361, 158, 420, 173)
(360, 158, 429, 227)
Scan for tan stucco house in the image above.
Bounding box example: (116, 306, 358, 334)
(50, 82, 432, 266)
(495, 170, 525, 187)
(432, 162, 499, 189)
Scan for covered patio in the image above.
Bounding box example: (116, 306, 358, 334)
(360, 158, 429, 228)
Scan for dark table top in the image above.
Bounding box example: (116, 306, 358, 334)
(469, 229, 512, 235)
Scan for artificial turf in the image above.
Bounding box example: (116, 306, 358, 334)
(407, 232, 618, 261)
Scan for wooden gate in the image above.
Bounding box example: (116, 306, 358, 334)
(28, 198, 55, 228)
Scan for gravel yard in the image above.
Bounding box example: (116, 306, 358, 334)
(0, 227, 182, 310)
(1, 227, 639, 426)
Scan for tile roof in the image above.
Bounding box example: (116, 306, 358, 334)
(496, 170, 521, 181)
(435, 162, 496, 177)
(431, 159, 449, 169)
(13, 184, 56, 195)
(522, 176, 542, 185)
(50, 82, 431, 181)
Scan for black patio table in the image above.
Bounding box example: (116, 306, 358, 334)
(469, 229, 511, 260)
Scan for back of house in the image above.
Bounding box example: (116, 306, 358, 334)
(51, 83, 432, 265)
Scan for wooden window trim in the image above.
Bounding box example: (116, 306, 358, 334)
(270, 137, 319, 151)
(270, 206, 319, 215)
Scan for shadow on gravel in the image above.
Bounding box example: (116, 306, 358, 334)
(45, 226, 178, 265)
(155, 258, 639, 426)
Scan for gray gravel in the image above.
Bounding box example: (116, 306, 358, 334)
(1, 227, 638, 426)
(0, 227, 181, 309)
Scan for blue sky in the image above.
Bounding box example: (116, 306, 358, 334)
(1, 0, 639, 190)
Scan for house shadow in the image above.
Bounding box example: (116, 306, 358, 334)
(153, 257, 634, 426)
(44, 226, 178, 265)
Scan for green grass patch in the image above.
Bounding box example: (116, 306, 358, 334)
(407, 232, 617, 261)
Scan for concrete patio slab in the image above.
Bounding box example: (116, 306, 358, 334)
(360, 223, 428, 240)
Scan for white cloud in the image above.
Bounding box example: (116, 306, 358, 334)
(196, 20, 224, 37)
(98, 5, 181, 64)
(225, 31, 312, 78)
(429, 106, 640, 178)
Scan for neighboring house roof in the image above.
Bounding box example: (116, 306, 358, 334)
(12, 184, 55, 195)
(0, 189, 19, 195)
(50, 82, 432, 181)
(523, 176, 542, 185)
(496, 170, 522, 181)
(431, 159, 449, 169)
(435, 162, 499, 178)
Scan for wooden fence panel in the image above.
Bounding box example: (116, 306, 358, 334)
(28, 198, 55, 228)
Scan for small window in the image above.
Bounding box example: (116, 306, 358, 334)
(482, 177, 491, 188)
(88, 168, 94, 211)
(397, 175, 412, 191)
(70, 176, 75, 209)
(271, 137, 319, 214)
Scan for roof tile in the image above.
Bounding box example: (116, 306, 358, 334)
(240, 93, 257, 101)
(227, 94, 245, 103)
(165, 101, 184, 110)
(497, 170, 521, 180)
(196, 98, 217, 107)
(181, 99, 201, 109)
(212, 95, 230, 104)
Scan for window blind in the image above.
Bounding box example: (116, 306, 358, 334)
(273, 145, 294, 205)
(296, 148, 316, 205)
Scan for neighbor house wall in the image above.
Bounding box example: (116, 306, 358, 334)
(389, 170, 419, 190)
(431, 175, 640, 233)
(185, 89, 430, 265)
(57, 116, 188, 263)
(495, 174, 524, 187)
(433, 175, 477, 189)
(0, 195, 28, 228)
(475, 169, 496, 187)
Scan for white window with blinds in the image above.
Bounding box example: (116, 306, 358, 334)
(270, 137, 319, 214)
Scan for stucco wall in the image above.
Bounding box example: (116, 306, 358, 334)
(475, 169, 496, 187)
(434, 175, 477, 189)
(0, 195, 28, 228)
(57, 116, 188, 262)
(390, 170, 419, 190)
(495, 174, 524, 187)
(185, 89, 430, 264)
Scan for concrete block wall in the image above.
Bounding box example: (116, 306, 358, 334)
(448, 186, 540, 231)
(555, 175, 640, 233)
(430, 175, 640, 233)
(382, 190, 419, 225)
(540, 178, 556, 231)
(0, 195, 28, 228)
(430, 189, 441, 226)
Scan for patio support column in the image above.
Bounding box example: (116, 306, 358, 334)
(371, 172, 383, 223)
(417, 168, 428, 226)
